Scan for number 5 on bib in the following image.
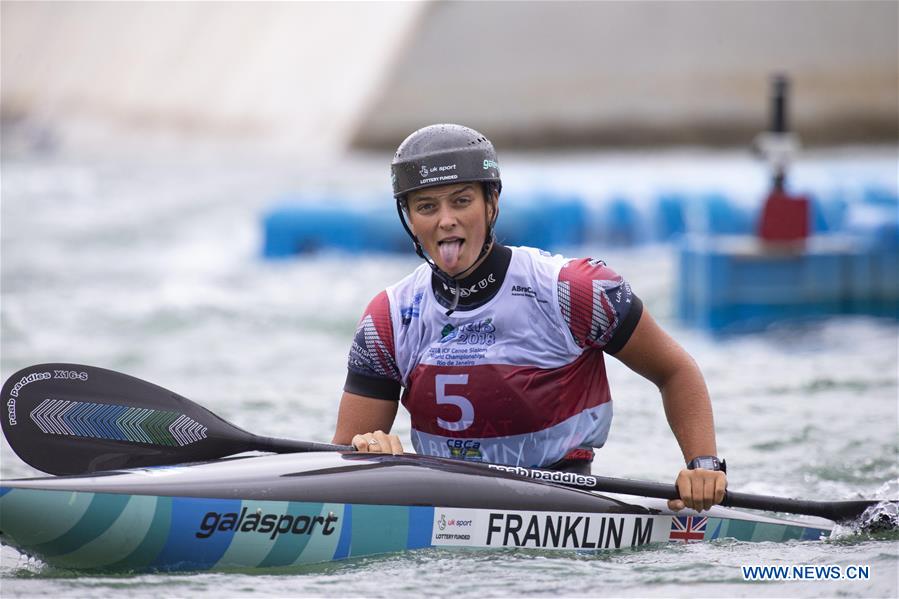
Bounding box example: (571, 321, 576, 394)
(436, 374, 473, 431)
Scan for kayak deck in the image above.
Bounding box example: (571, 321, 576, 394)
(0, 453, 833, 573)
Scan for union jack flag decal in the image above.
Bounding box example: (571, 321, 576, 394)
(669, 516, 708, 543)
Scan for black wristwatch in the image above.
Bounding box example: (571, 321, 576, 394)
(687, 456, 727, 473)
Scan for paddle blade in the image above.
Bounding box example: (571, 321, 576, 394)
(1, 363, 257, 475)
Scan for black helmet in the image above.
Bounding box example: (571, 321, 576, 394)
(391, 124, 501, 198)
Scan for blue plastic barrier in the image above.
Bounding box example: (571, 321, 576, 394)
(676, 234, 899, 332)
(687, 192, 754, 236)
(810, 194, 848, 234)
(261, 184, 896, 259)
(263, 199, 409, 258)
(864, 186, 899, 207)
(263, 193, 588, 256)
(875, 248, 899, 317)
(595, 197, 641, 246)
(494, 194, 587, 249)
(654, 193, 688, 241)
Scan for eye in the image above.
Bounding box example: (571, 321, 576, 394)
(454, 196, 473, 206)
(415, 202, 436, 214)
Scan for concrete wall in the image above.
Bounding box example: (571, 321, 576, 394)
(351, 1, 898, 149)
(1, 1, 425, 157)
(2, 1, 896, 157)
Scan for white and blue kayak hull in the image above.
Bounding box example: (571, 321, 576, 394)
(0, 453, 833, 573)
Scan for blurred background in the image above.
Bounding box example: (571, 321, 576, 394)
(3, 2, 896, 154)
(1, 1, 897, 594)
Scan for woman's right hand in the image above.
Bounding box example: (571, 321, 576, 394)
(351, 430, 404, 454)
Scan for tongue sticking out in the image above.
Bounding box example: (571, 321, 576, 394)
(438, 240, 464, 271)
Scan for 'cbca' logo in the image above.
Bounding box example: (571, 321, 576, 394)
(447, 438, 483, 460)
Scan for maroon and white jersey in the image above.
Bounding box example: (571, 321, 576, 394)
(346, 246, 642, 468)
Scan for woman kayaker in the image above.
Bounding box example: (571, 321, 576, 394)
(332, 124, 726, 512)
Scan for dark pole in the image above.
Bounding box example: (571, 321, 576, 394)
(770, 74, 789, 191)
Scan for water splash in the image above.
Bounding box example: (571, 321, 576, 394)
(827, 480, 899, 538)
(856, 499, 899, 533)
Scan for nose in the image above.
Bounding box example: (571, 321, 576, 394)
(436, 202, 457, 229)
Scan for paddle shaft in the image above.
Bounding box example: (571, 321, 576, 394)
(481, 464, 883, 523)
(721, 490, 879, 522)
(254, 435, 353, 454)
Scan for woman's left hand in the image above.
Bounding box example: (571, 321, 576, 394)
(667, 468, 727, 512)
(351, 430, 404, 455)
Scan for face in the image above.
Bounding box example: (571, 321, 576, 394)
(406, 183, 496, 276)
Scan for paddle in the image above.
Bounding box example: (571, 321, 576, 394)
(0, 363, 353, 475)
(1, 363, 892, 525)
(479, 463, 889, 524)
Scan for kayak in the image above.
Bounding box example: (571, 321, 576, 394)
(0, 452, 833, 573)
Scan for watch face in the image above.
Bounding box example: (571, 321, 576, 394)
(690, 456, 720, 470)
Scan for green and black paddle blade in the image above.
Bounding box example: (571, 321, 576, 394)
(1, 363, 351, 475)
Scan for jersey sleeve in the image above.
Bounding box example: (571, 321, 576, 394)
(344, 290, 402, 401)
(557, 258, 643, 354)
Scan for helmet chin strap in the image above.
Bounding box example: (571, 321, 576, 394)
(395, 196, 497, 317)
